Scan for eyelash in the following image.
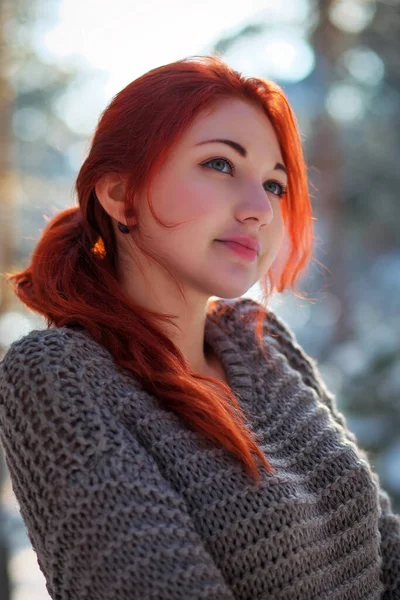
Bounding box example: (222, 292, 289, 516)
(200, 156, 287, 198)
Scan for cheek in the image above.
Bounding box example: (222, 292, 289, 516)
(142, 178, 219, 254)
(153, 173, 220, 222)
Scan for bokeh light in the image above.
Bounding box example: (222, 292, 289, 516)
(342, 46, 384, 86)
(329, 0, 376, 34)
(326, 82, 366, 121)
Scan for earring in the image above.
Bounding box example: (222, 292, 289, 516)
(117, 221, 130, 234)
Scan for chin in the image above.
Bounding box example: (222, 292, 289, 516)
(209, 283, 255, 300)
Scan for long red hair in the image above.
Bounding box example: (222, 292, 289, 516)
(6, 54, 314, 483)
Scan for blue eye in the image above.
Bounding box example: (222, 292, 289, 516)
(264, 180, 287, 198)
(201, 157, 235, 174)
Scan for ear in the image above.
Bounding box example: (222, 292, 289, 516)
(94, 174, 128, 224)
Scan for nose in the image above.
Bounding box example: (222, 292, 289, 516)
(235, 183, 275, 226)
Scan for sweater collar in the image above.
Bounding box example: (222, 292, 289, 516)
(204, 299, 255, 404)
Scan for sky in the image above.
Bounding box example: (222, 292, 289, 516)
(33, 0, 312, 129)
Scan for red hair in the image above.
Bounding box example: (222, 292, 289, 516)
(6, 54, 314, 483)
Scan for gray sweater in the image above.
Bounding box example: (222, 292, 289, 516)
(0, 297, 399, 600)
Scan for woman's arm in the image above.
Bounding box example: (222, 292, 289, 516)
(262, 304, 400, 599)
(0, 329, 234, 600)
(303, 363, 400, 599)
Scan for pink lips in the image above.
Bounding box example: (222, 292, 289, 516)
(216, 240, 258, 262)
(217, 236, 260, 255)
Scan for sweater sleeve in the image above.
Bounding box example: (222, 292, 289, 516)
(0, 330, 234, 600)
(264, 306, 400, 599)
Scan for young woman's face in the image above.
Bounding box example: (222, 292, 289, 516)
(128, 97, 287, 301)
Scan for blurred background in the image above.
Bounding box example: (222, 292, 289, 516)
(0, 0, 399, 597)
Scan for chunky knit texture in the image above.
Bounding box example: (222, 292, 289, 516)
(0, 297, 399, 600)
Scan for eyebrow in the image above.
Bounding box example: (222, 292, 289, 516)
(194, 138, 287, 176)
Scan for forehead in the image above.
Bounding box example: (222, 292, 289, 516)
(180, 98, 283, 160)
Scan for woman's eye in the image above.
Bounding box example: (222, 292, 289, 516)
(201, 158, 287, 198)
(264, 180, 286, 198)
(201, 157, 234, 175)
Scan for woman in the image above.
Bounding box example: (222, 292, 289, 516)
(0, 54, 399, 599)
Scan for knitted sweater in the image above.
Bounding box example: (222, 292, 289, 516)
(0, 297, 399, 600)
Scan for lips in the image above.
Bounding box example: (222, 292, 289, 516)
(216, 240, 258, 262)
(216, 238, 260, 255)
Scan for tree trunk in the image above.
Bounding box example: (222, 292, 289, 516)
(0, 0, 14, 597)
(0, 0, 16, 318)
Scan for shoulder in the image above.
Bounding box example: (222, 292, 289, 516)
(0, 325, 114, 385)
(1, 324, 111, 365)
(0, 326, 120, 451)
